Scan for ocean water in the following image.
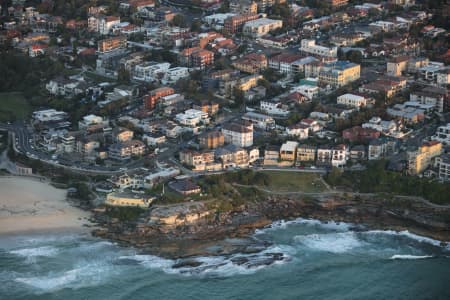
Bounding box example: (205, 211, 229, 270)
(1, 219, 450, 300)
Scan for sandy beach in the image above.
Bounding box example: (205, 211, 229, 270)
(0, 176, 91, 235)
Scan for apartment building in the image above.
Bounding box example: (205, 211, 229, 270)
(300, 39, 337, 61)
(432, 123, 450, 145)
(296, 145, 316, 162)
(224, 14, 259, 34)
(97, 36, 127, 53)
(406, 141, 442, 175)
(337, 93, 368, 108)
(109, 140, 146, 161)
(232, 53, 267, 74)
(319, 61, 360, 88)
(243, 18, 283, 37)
(229, 0, 258, 14)
(387, 56, 409, 76)
(280, 141, 298, 161)
(133, 62, 170, 82)
(179, 149, 215, 169)
(88, 15, 120, 35)
(175, 109, 209, 127)
(143, 87, 175, 110)
(434, 154, 450, 182)
(199, 130, 225, 149)
(268, 53, 304, 75)
(222, 122, 254, 147)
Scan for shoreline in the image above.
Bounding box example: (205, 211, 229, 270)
(92, 194, 450, 259)
(0, 176, 93, 236)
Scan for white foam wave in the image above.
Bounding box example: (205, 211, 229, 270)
(118, 254, 174, 270)
(10, 246, 59, 258)
(119, 244, 292, 277)
(365, 230, 445, 247)
(294, 232, 363, 253)
(15, 261, 115, 291)
(255, 218, 352, 235)
(390, 254, 433, 260)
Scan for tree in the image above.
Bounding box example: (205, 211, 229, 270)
(232, 87, 245, 109)
(117, 66, 130, 84)
(191, 20, 202, 32)
(171, 14, 186, 27)
(217, 0, 230, 13)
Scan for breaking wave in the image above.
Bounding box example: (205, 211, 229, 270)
(10, 246, 59, 258)
(293, 232, 364, 253)
(390, 255, 433, 260)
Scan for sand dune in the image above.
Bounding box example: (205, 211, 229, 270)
(0, 177, 91, 235)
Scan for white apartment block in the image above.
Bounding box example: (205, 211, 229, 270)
(133, 62, 170, 82)
(337, 93, 367, 108)
(243, 18, 283, 37)
(175, 109, 209, 127)
(222, 123, 253, 147)
(300, 39, 337, 58)
(432, 123, 450, 145)
(88, 15, 120, 35)
(291, 85, 319, 100)
(260, 100, 289, 116)
(162, 67, 190, 84)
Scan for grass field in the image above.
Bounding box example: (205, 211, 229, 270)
(0, 92, 32, 122)
(258, 171, 328, 193)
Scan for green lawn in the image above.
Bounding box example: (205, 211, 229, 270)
(258, 171, 327, 193)
(0, 92, 32, 122)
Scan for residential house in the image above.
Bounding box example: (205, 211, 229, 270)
(143, 87, 175, 110)
(410, 86, 447, 113)
(109, 140, 146, 160)
(232, 53, 268, 74)
(317, 146, 333, 166)
(350, 145, 366, 161)
(268, 53, 304, 75)
(215, 144, 250, 168)
(286, 123, 309, 140)
(296, 145, 316, 162)
(179, 149, 215, 171)
(242, 112, 276, 130)
(387, 55, 409, 76)
(199, 131, 225, 149)
(368, 138, 397, 160)
(342, 126, 380, 143)
(434, 154, 450, 182)
(280, 141, 298, 161)
(331, 144, 348, 167)
(432, 123, 450, 145)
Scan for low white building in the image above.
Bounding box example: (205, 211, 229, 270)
(432, 123, 450, 145)
(260, 100, 289, 116)
(362, 117, 397, 135)
(243, 18, 283, 37)
(290, 85, 319, 100)
(133, 62, 170, 82)
(242, 112, 276, 130)
(32, 109, 68, 123)
(162, 67, 190, 84)
(299, 39, 337, 59)
(286, 124, 309, 139)
(78, 114, 108, 129)
(175, 109, 209, 127)
(337, 93, 368, 108)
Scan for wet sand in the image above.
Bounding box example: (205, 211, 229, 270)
(0, 177, 91, 235)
